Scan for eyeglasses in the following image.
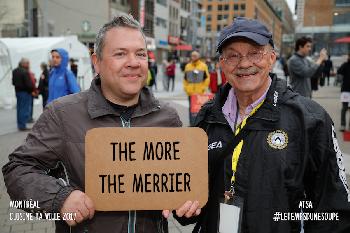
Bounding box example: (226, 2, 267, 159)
(221, 50, 271, 67)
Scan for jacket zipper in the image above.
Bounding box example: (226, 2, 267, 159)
(128, 210, 136, 233)
(122, 105, 163, 233)
(120, 116, 137, 233)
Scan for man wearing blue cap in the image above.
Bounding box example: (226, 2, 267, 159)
(175, 17, 350, 233)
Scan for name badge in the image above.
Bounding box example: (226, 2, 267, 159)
(218, 196, 244, 233)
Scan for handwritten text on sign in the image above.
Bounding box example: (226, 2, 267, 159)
(85, 127, 208, 211)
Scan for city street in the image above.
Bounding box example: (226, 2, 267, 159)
(0, 0, 349, 232)
(1, 68, 350, 232)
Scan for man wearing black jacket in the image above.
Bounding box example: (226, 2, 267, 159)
(339, 54, 350, 131)
(176, 17, 350, 233)
(12, 58, 34, 131)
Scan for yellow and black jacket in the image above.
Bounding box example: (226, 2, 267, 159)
(183, 60, 210, 96)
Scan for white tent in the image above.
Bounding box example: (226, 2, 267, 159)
(0, 36, 93, 109)
(0, 41, 14, 109)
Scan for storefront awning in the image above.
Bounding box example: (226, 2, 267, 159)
(175, 44, 193, 51)
(335, 36, 350, 43)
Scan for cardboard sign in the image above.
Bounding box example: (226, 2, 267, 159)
(190, 93, 214, 113)
(85, 127, 208, 211)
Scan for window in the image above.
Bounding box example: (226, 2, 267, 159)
(207, 5, 212, 11)
(186, 0, 191, 11)
(156, 17, 167, 28)
(180, 17, 186, 28)
(223, 14, 228, 19)
(218, 5, 223, 11)
(334, 12, 350, 24)
(335, 0, 350, 5)
(217, 25, 221, 31)
(156, 0, 167, 7)
(234, 4, 239, 10)
(207, 15, 212, 21)
(241, 4, 245, 10)
(207, 25, 211, 32)
(224, 4, 229, 11)
(217, 14, 222, 20)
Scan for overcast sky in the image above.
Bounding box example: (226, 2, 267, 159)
(286, 0, 296, 14)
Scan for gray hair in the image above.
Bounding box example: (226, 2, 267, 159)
(94, 14, 146, 60)
(19, 58, 29, 67)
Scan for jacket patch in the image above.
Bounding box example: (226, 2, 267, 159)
(208, 141, 223, 151)
(267, 130, 288, 150)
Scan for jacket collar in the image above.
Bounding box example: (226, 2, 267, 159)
(205, 74, 297, 126)
(87, 77, 160, 119)
(246, 73, 298, 129)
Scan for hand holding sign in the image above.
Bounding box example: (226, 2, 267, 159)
(60, 190, 95, 226)
(85, 127, 208, 211)
(162, 200, 201, 219)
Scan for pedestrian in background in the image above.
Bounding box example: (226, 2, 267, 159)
(28, 67, 38, 123)
(69, 58, 78, 78)
(148, 58, 158, 91)
(12, 58, 34, 131)
(147, 58, 156, 89)
(288, 37, 327, 98)
(280, 54, 289, 81)
(205, 57, 214, 73)
(322, 55, 334, 86)
(180, 57, 189, 72)
(166, 59, 176, 91)
(183, 51, 210, 126)
(162, 59, 170, 91)
(209, 62, 226, 93)
(339, 53, 350, 132)
(47, 48, 80, 104)
(38, 62, 49, 108)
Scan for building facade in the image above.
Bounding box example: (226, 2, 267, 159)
(201, 0, 283, 57)
(268, 0, 295, 56)
(0, 0, 205, 63)
(0, 0, 157, 51)
(295, 0, 350, 56)
(0, 0, 32, 37)
(154, 0, 171, 63)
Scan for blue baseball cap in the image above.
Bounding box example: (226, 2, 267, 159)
(216, 17, 274, 53)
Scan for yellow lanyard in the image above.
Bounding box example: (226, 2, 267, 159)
(231, 100, 265, 185)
